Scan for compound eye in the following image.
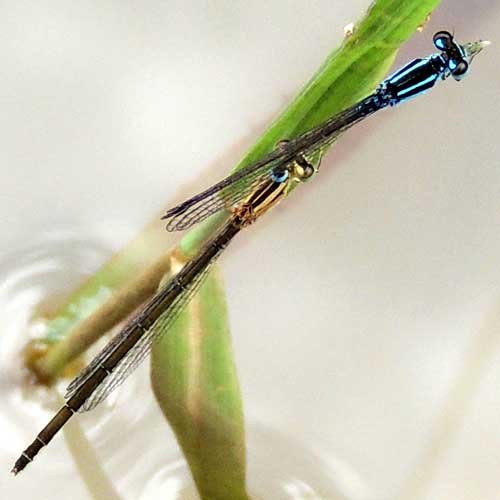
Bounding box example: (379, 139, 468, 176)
(433, 30, 453, 51)
(451, 60, 469, 80)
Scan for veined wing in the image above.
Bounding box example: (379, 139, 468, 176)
(161, 94, 380, 232)
(72, 266, 213, 412)
(162, 147, 291, 232)
(64, 243, 225, 411)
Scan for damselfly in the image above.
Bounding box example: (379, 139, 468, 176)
(12, 31, 487, 474)
(162, 31, 489, 232)
(11, 158, 315, 474)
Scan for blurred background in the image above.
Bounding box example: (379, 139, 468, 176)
(1, 1, 500, 499)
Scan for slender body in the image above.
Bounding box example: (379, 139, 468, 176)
(12, 31, 487, 474)
(11, 158, 313, 474)
(162, 31, 488, 232)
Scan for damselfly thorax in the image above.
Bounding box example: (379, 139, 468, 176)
(233, 153, 316, 226)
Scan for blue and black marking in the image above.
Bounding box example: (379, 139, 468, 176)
(381, 30, 471, 106)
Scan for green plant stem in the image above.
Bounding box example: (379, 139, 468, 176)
(151, 267, 249, 500)
(34, 252, 173, 382)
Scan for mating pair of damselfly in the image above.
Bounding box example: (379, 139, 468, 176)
(12, 31, 488, 474)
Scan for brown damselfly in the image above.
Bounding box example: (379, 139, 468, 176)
(11, 156, 315, 474)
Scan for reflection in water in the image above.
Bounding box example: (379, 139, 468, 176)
(245, 423, 365, 500)
(136, 423, 365, 500)
(0, 235, 111, 457)
(0, 234, 364, 499)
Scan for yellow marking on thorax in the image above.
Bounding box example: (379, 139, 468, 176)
(232, 157, 316, 227)
(233, 179, 288, 226)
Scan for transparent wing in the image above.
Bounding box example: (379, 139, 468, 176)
(162, 150, 288, 232)
(164, 168, 273, 231)
(77, 266, 213, 411)
(162, 93, 382, 232)
(65, 262, 218, 412)
(64, 317, 136, 400)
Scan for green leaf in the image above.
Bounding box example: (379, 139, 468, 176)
(151, 2, 441, 499)
(178, 0, 441, 255)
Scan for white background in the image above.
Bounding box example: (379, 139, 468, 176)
(1, 1, 500, 499)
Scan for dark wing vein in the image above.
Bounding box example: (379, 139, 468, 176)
(65, 257, 221, 411)
(162, 93, 382, 231)
(164, 169, 272, 231)
(162, 148, 291, 231)
(76, 265, 213, 411)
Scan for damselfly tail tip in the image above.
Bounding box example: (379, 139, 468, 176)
(474, 39, 492, 53)
(11, 453, 31, 476)
(161, 207, 179, 221)
(11, 462, 22, 476)
(464, 38, 491, 61)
